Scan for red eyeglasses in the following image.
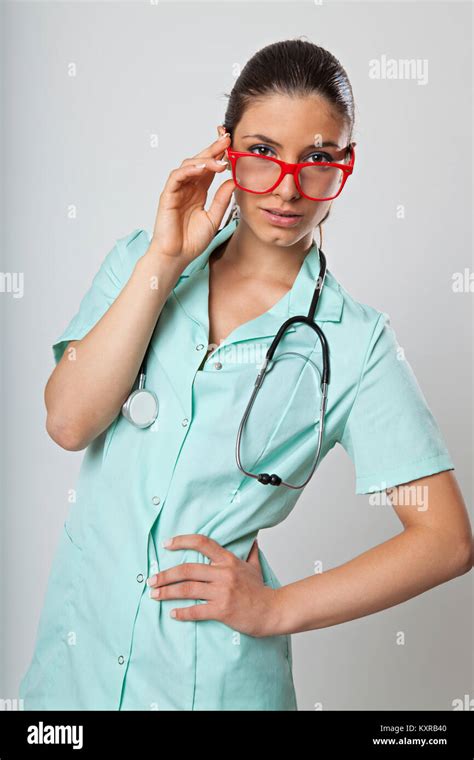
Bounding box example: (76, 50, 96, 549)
(225, 142, 356, 201)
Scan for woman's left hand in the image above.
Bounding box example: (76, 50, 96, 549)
(146, 534, 280, 638)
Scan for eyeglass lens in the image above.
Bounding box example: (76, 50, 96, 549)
(234, 155, 344, 200)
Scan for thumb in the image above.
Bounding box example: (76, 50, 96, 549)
(207, 177, 236, 231)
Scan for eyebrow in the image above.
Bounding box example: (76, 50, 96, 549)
(240, 133, 341, 151)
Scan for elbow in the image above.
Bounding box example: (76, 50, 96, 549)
(456, 537, 474, 576)
(46, 414, 89, 451)
(448, 534, 474, 577)
(45, 383, 91, 451)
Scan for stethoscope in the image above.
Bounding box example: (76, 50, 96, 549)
(121, 244, 330, 491)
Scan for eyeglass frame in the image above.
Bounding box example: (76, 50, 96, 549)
(224, 141, 356, 201)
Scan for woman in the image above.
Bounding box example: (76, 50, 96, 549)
(19, 39, 472, 711)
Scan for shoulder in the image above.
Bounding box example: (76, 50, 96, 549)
(116, 228, 151, 250)
(116, 227, 151, 259)
(114, 228, 152, 281)
(326, 271, 401, 384)
(329, 270, 390, 344)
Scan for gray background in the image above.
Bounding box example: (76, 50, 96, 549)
(1, 0, 472, 710)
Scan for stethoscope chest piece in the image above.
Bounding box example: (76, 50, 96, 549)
(122, 386, 159, 428)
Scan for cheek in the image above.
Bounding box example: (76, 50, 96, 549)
(309, 200, 331, 226)
(234, 188, 250, 210)
(234, 190, 265, 222)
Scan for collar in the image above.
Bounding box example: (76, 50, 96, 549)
(172, 219, 343, 352)
(174, 218, 343, 324)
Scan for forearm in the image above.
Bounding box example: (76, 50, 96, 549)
(267, 525, 471, 636)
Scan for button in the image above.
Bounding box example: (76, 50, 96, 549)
(118, 655, 125, 665)
(181, 418, 189, 427)
(214, 362, 222, 370)
(152, 496, 160, 506)
(136, 573, 144, 583)
(195, 343, 205, 350)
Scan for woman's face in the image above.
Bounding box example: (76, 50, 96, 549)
(224, 93, 352, 246)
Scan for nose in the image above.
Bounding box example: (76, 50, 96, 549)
(272, 171, 300, 201)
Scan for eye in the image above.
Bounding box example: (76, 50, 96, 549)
(248, 144, 336, 163)
(248, 143, 276, 157)
(304, 151, 334, 164)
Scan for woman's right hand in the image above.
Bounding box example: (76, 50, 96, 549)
(150, 132, 235, 266)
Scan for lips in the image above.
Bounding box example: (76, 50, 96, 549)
(263, 208, 302, 217)
(260, 208, 302, 228)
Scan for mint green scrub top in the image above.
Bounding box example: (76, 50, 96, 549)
(19, 219, 455, 711)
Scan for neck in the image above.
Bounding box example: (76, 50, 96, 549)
(216, 219, 314, 287)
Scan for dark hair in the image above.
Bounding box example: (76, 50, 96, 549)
(220, 37, 355, 228)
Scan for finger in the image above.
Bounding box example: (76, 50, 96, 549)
(206, 177, 236, 232)
(180, 155, 230, 173)
(146, 562, 220, 588)
(170, 601, 220, 622)
(191, 133, 231, 161)
(165, 534, 233, 565)
(150, 580, 215, 601)
(178, 135, 230, 169)
(163, 160, 227, 196)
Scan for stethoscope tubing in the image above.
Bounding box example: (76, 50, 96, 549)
(234, 248, 330, 489)
(122, 243, 330, 490)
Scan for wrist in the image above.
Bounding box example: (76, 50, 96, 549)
(136, 246, 187, 289)
(260, 586, 290, 637)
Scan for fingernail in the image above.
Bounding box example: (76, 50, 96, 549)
(161, 537, 173, 548)
(146, 575, 156, 586)
(150, 588, 161, 599)
(215, 158, 227, 165)
(219, 132, 230, 140)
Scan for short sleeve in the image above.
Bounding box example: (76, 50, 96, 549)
(51, 229, 149, 365)
(338, 311, 455, 494)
